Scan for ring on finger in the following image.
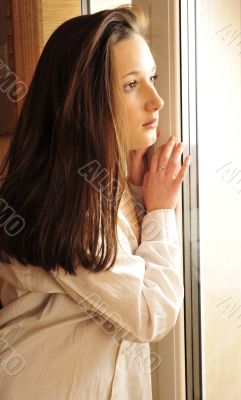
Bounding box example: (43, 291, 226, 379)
(158, 166, 168, 173)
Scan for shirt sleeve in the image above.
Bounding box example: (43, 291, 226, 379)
(50, 208, 184, 343)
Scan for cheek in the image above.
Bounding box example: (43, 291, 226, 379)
(124, 97, 142, 124)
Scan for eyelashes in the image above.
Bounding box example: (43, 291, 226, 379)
(151, 74, 159, 83)
(124, 74, 159, 91)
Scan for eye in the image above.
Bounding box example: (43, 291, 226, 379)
(124, 74, 159, 91)
(151, 74, 159, 84)
(125, 80, 137, 90)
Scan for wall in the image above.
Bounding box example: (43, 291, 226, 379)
(0, 0, 15, 135)
(40, 0, 81, 49)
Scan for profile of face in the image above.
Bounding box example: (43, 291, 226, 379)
(113, 34, 164, 150)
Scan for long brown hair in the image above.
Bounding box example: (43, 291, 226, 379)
(0, 4, 149, 274)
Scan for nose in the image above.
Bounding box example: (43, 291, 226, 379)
(145, 86, 164, 112)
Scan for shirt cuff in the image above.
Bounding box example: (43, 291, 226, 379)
(141, 209, 178, 243)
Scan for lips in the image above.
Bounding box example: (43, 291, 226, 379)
(142, 119, 158, 128)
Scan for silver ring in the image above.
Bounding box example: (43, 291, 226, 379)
(158, 166, 168, 173)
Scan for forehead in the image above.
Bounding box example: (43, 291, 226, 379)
(113, 34, 155, 76)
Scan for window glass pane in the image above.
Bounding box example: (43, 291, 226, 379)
(196, 1, 241, 398)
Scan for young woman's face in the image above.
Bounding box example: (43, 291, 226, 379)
(113, 34, 164, 150)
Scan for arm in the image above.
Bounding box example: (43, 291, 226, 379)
(50, 208, 184, 343)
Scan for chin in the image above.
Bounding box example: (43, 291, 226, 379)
(130, 128, 157, 150)
(139, 131, 157, 148)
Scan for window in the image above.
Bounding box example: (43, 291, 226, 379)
(181, 0, 241, 398)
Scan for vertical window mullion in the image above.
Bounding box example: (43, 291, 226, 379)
(180, 0, 203, 399)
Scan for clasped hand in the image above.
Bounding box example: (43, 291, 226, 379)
(127, 133, 191, 211)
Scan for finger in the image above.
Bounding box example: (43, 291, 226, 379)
(157, 137, 176, 170)
(154, 143, 165, 157)
(174, 155, 191, 185)
(150, 143, 165, 172)
(166, 142, 184, 178)
(171, 142, 181, 156)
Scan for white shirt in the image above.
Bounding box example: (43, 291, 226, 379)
(0, 182, 184, 400)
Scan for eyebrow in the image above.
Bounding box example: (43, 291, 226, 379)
(121, 65, 156, 79)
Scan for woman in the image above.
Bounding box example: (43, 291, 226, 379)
(0, 4, 190, 400)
